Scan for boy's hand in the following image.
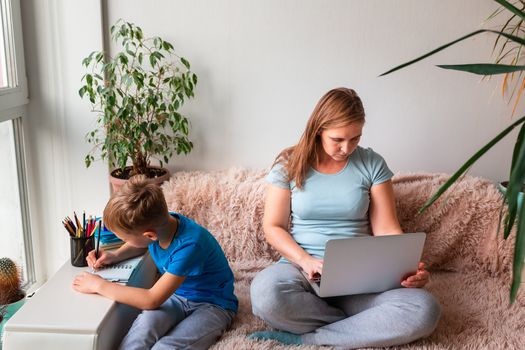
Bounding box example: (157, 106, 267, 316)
(86, 249, 117, 270)
(72, 272, 106, 294)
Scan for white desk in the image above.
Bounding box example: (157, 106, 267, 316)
(3, 253, 157, 350)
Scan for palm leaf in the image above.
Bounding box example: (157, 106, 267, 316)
(495, 0, 525, 21)
(510, 199, 525, 301)
(504, 134, 525, 238)
(380, 29, 525, 77)
(437, 63, 525, 75)
(510, 120, 525, 173)
(495, 19, 523, 60)
(511, 77, 525, 116)
(419, 116, 525, 214)
(486, 5, 506, 22)
(503, 71, 510, 96)
(496, 46, 520, 64)
(492, 13, 518, 56)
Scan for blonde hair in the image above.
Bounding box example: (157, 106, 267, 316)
(276, 87, 365, 189)
(103, 175, 168, 233)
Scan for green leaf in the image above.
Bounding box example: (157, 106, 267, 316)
(504, 136, 525, 239)
(122, 74, 133, 87)
(162, 41, 173, 51)
(381, 29, 525, 76)
(437, 63, 525, 75)
(511, 123, 525, 178)
(419, 115, 525, 213)
(510, 200, 525, 302)
(79, 86, 87, 98)
(82, 57, 91, 67)
(135, 27, 143, 40)
(149, 54, 157, 67)
(180, 57, 190, 69)
(494, 0, 525, 22)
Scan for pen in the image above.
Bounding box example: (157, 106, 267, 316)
(95, 220, 102, 259)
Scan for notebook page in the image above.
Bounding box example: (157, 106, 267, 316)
(93, 256, 142, 282)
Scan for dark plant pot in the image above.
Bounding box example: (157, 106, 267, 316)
(109, 166, 171, 193)
(0, 292, 26, 349)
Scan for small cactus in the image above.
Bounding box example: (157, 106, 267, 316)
(0, 257, 24, 305)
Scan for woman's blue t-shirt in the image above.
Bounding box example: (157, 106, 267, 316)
(148, 213, 238, 312)
(267, 146, 393, 259)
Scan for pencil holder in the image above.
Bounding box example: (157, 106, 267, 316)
(70, 236, 95, 267)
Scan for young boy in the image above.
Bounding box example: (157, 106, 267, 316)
(72, 175, 238, 350)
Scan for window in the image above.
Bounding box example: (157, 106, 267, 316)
(0, 0, 32, 286)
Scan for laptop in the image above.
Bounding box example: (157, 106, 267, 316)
(301, 232, 426, 297)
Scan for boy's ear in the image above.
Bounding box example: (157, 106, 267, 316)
(143, 230, 158, 241)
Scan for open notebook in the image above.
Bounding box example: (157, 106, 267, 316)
(92, 256, 142, 282)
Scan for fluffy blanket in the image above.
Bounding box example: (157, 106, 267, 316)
(162, 169, 525, 350)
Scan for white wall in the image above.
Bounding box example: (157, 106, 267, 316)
(106, 0, 516, 180)
(21, 0, 518, 279)
(21, 0, 109, 280)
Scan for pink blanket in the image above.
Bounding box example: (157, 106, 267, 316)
(162, 170, 524, 350)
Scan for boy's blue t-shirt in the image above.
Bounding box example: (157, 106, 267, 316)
(148, 213, 238, 312)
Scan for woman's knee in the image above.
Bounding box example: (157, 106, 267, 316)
(419, 291, 441, 336)
(251, 269, 284, 316)
(250, 265, 303, 321)
(406, 289, 441, 338)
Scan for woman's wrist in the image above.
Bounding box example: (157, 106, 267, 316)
(295, 252, 312, 268)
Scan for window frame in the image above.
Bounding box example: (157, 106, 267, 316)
(0, 0, 33, 287)
(0, 0, 27, 123)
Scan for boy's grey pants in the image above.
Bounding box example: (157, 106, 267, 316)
(250, 263, 441, 349)
(119, 294, 235, 350)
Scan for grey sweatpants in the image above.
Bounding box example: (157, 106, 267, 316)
(250, 263, 441, 349)
(119, 294, 235, 350)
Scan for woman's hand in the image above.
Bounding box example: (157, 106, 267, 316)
(72, 272, 106, 294)
(298, 255, 324, 280)
(86, 249, 117, 270)
(401, 262, 430, 288)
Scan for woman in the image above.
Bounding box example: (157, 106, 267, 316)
(249, 88, 440, 348)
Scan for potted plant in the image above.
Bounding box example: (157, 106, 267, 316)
(0, 257, 26, 348)
(79, 19, 197, 191)
(381, 0, 525, 302)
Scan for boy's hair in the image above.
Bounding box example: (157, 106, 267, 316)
(103, 175, 169, 233)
